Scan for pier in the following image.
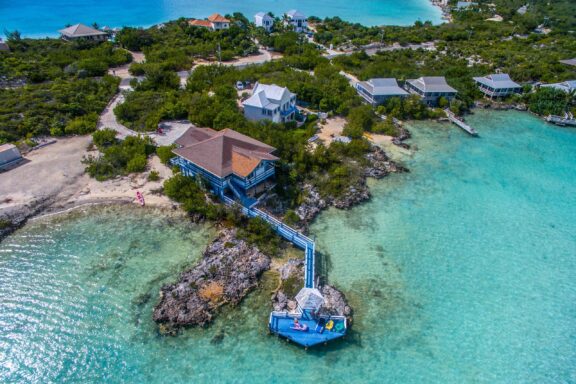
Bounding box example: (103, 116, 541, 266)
(221, 194, 347, 347)
(445, 109, 479, 136)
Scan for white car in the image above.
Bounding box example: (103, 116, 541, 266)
(236, 81, 244, 90)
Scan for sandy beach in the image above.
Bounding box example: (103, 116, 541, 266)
(0, 136, 174, 228)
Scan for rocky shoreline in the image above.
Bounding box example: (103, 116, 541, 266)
(153, 229, 270, 332)
(296, 145, 408, 225)
(271, 258, 353, 322)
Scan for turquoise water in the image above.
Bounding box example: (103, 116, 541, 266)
(1, 110, 575, 383)
(0, 0, 442, 38)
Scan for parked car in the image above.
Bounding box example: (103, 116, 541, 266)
(236, 81, 244, 90)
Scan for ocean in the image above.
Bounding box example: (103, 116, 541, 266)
(0, 110, 575, 383)
(0, 0, 442, 38)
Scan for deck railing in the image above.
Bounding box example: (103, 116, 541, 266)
(221, 195, 316, 288)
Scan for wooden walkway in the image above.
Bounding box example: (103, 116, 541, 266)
(445, 109, 478, 136)
(221, 195, 316, 288)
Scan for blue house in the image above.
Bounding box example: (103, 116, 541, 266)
(172, 127, 278, 206)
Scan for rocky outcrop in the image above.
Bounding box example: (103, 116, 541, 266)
(272, 258, 353, 321)
(295, 185, 328, 222)
(295, 146, 408, 225)
(319, 285, 353, 319)
(364, 146, 409, 179)
(153, 229, 270, 331)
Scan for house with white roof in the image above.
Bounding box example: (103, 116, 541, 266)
(356, 78, 409, 106)
(285, 10, 307, 33)
(58, 24, 108, 41)
(540, 80, 576, 93)
(255, 12, 274, 32)
(243, 83, 297, 123)
(473, 74, 522, 98)
(405, 76, 458, 106)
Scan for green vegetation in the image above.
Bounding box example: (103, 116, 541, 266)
(0, 39, 130, 82)
(83, 130, 155, 180)
(116, 17, 258, 72)
(0, 38, 128, 143)
(0, 76, 119, 142)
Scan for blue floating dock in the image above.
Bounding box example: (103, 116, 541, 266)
(269, 312, 347, 348)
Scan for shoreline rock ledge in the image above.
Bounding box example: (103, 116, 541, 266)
(153, 229, 270, 332)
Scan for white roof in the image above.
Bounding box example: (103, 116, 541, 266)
(243, 83, 295, 109)
(295, 288, 325, 310)
(473, 74, 521, 89)
(359, 78, 409, 96)
(286, 10, 306, 18)
(541, 80, 576, 93)
(407, 77, 458, 93)
(58, 23, 107, 37)
(255, 12, 273, 19)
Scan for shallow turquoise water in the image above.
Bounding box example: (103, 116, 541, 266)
(0, 0, 442, 38)
(1, 111, 575, 383)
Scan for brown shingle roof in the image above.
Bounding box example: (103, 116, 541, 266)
(189, 19, 213, 28)
(207, 13, 230, 23)
(173, 127, 278, 178)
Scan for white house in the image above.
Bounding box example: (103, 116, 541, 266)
(243, 83, 297, 123)
(356, 78, 409, 106)
(189, 13, 230, 31)
(473, 73, 522, 98)
(285, 10, 307, 33)
(405, 76, 458, 106)
(255, 12, 274, 32)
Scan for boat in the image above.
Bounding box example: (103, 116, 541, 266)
(136, 191, 145, 206)
(545, 114, 576, 127)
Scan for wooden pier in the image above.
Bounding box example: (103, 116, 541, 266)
(444, 109, 478, 136)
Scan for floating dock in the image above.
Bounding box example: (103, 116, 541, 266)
(444, 109, 478, 136)
(221, 195, 348, 347)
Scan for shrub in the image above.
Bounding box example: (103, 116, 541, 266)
(147, 170, 160, 181)
(92, 128, 118, 148)
(156, 145, 175, 164)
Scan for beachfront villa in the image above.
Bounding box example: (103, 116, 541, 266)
(0, 144, 23, 170)
(254, 12, 274, 32)
(356, 78, 409, 106)
(189, 13, 230, 31)
(473, 74, 522, 98)
(58, 24, 108, 42)
(540, 80, 576, 93)
(405, 76, 458, 106)
(284, 10, 307, 33)
(171, 127, 277, 203)
(242, 83, 297, 123)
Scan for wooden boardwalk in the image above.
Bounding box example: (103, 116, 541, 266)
(445, 109, 478, 136)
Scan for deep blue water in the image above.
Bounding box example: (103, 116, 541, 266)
(0, 0, 442, 37)
(0, 111, 575, 383)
